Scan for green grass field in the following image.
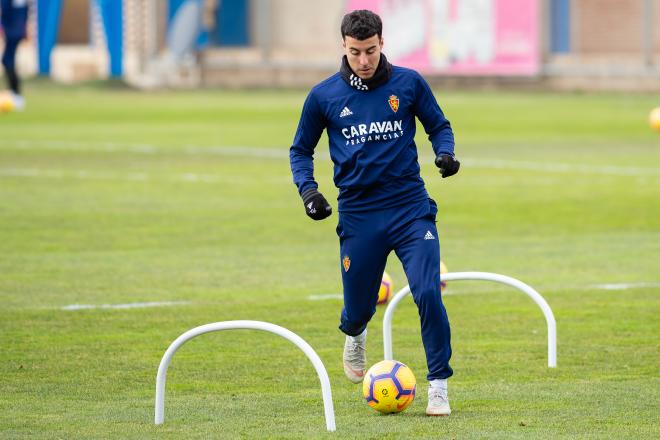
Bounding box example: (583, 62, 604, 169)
(1, 82, 659, 439)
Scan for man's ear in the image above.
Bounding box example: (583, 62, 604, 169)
(380, 38, 384, 49)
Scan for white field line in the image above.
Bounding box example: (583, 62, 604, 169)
(8, 139, 160, 154)
(307, 290, 458, 301)
(0, 168, 150, 181)
(589, 282, 660, 290)
(0, 167, 288, 185)
(459, 158, 659, 177)
(6, 139, 291, 158)
(183, 145, 291, 158)
(307, 294, 343, 301)
(4, 139, 659, 177)
(306, 281, 660, 301)
(61, 301, 191, 311)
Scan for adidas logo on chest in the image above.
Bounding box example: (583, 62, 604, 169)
(339, 106, 353, 118)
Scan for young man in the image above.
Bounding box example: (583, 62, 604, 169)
(0, 0, 28, 110)
(289, 9, 460, 416)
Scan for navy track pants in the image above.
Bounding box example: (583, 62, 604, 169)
(1, 37, 21, 94)
(1, 37, 20, 71)
(336, 198, 453, 380)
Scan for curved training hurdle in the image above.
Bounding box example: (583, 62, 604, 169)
(383, 272, 557, 368)
(155, 320, 336, 432)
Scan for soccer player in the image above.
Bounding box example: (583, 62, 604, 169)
(0, 0, 28, 110)
(289, 9, 460, 416)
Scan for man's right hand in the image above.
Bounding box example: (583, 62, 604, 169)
(435, 154, 461, 178)
(301, 188, 332, 220)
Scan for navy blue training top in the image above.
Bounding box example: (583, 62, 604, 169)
(290, 65, 454, 212)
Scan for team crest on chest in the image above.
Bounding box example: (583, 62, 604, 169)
(343, 256, 351, 272)
(388, 95, 399, 113)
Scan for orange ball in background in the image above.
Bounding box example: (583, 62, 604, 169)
(649, 107, 660, 132)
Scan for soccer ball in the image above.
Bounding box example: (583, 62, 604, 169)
(650, 107, 660, 132)
(362, 360, 416, 414)
(440, 261, 448, 292)
(0, 93, 15, 113)
(377, 271, 393, 305)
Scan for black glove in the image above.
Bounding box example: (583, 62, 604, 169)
(435, 154, 460, 178)
(301, 188, 332, 220)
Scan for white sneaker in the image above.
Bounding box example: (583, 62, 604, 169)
(426, 385, 451, 416)
(10, 93, 25, 111)
(342, 331, 366, 383)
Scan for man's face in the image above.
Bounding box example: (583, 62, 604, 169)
(343, 34, 383, 80)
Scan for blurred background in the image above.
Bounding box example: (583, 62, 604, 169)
(4, 0, 660, 91)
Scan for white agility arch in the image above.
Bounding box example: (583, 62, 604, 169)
(383, 272, 557, 368)
(155, 320, 336, 432)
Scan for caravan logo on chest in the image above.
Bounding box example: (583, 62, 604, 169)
(341, 119, 404, 146)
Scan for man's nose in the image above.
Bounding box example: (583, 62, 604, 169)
(359, 54, 369, 65)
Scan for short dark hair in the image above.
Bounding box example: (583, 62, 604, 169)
(341, 10, 382, 40)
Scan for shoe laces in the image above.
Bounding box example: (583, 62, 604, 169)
(345, 339, 366, 364)
(428, 388, 448, 404)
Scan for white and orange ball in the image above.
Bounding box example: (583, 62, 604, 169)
(377, 271, 393, 305)
(362, 359, 416, 414)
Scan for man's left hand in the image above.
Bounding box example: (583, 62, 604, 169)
(301, 188, 332, 220)
(435, 154, 460, 178)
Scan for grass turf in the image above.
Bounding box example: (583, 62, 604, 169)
(0, 82, 659, 439)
